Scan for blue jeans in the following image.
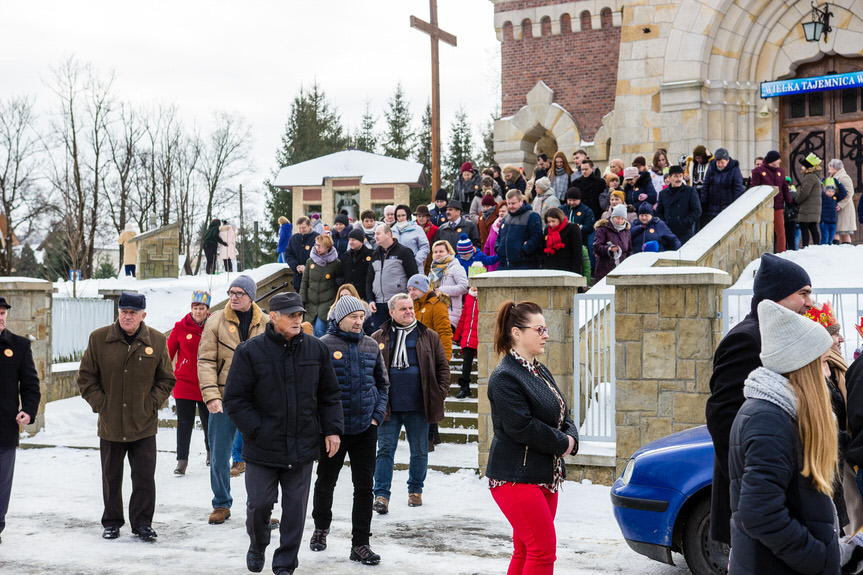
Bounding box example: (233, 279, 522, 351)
(820, 222, 836, 245)
(313, 317, 327, 338)
(374, 411, 429, 500)
(232, 430, 243, 464)
(584, 231, 595, 274)
(208, 411, 236, 509)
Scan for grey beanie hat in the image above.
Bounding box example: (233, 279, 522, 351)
(332, 295, 365, 324)
(535, 176, 551, 192)
(407, 273, 430, 294)
(229, 275, 257, 300)
(611, 204, 628, 220)
(757, 300, 833, 374)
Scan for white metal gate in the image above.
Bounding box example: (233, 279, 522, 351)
(53, 297, 114, 361)
(573, 293, 616, 442)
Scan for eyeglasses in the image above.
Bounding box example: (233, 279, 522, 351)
(516, 325, 549, 336)
(227, 290, 248, 298)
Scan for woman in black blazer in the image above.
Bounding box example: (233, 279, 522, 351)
(486, 300, 579, 575)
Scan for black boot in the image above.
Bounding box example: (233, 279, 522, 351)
(456, 381, 471, 399)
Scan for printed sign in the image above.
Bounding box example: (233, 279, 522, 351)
(761, 71, 863, 99)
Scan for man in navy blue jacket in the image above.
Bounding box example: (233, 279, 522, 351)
(495, 190, 544, 270)
(284, 216, 319, 291)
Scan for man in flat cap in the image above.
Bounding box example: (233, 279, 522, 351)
(0, 296, 41, 544)
(224, 292, 344, 575)
(77, 291, 175, 541)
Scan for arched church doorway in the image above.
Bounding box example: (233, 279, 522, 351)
(779, 55, 863, 242)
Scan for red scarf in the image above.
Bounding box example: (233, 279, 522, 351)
(544, 217, 568, 255)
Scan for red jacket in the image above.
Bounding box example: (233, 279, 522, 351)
(749, 162, 792, 210)
(453, 293, 479, 350)
(167, 313, 206, 401)
(422, 221, 439, 245)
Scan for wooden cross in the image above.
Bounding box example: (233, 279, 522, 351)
(411, 0, 457, 195)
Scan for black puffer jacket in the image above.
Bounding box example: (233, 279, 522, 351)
(0, 328, 41, 448)
(729, 392, 840, 575)
(486, 353, 578, 484)
(320, 323, 389, 435)
(223, 323, 344, 469)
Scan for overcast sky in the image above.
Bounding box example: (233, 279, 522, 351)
(1, 0, 501, 218)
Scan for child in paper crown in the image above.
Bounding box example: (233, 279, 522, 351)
(455, 233, 498, 275)
(820, 176, 848, 245)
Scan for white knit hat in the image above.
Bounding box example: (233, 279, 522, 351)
(757, 300, 833, 374)
(611, 204, 628, 220)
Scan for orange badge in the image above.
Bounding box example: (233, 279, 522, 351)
(379, 343, 385, 350)
(3, 349, 12, 357)
(229, 325, 237, 333)
(762, 171, 767, 176)
(366, 256, 371, 261)
(576, 212, 581, 216)
(457, 228, 462, 233)
(649, 228, 655, 233)
(186, 334, 193, 340)
(144, 347, 154, 355)
(325, 274, 330, 279)
(333, 351, 343, 360)
(305, 245, 310, 250)
(310, 264, 315, 269)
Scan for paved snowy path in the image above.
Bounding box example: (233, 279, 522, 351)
(2, 399, 689, 574)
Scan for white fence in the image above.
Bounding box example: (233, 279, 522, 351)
(53, 297, 114, 361)
(722, 287, 863, 362)
(573, 293, 616, 443)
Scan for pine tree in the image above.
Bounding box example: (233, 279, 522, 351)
(478, 109, 500, 168)
(444, 107, 475, 186)
(353, 101, 378, 154)
(412, 102, 433, 207)
(382, 83, 413, 159)
(265, 83, 348, 234)
(14, 244, 46, 279)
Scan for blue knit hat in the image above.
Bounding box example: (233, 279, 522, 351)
(638, 203, 654, 216)
(456, 233, 474, 257)
(191, 290, 211, 307)
(408, 273, 430, 294)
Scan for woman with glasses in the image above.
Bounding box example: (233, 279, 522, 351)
(486, 300, 579, 575)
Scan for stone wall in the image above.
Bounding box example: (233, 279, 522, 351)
(0, 278, 52, 436)
(130, 222, 181, 280)
(471, 271, 585, 472)
(45, 364, 79, 403)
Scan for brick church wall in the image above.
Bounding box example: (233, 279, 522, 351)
(496, 4, 621, 140)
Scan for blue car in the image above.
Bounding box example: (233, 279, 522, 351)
(610, 425, 729, 575)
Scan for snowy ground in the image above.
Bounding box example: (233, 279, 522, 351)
(3, 398, 688, 574)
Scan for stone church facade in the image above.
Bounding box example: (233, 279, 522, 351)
(492, 0, 863, 194)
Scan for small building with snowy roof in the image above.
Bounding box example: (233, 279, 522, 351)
(272, 150, 427, 225)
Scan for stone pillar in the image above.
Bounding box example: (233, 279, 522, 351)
(470, 270, 586, 472)
(129, 222, 181, 280)
(607, 267, 731, 475)
(0, 278, 52, 436)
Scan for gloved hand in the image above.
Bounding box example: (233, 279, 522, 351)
(841, 539, 863, 574)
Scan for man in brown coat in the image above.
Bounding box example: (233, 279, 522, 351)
(197, 275, 268, 525)
(77, 292, 175, 541)
(370, 293, 449, 514)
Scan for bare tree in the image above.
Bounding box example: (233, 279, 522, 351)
(0, 95, 44, 275)
(194, 111, 252, 274)
(103, 101, 143, 270)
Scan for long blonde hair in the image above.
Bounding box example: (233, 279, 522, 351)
(787, 358, 837, 496)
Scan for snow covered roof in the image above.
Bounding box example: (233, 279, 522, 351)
(273, 150, 427, 188)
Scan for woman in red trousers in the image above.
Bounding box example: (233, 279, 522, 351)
(167, 290, 211, 475)
(486, 300, 579, 574)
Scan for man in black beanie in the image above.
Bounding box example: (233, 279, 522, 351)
(341, 226, 373, 295)
(429, 189, 448, 228)
(705, 252, 813, 545)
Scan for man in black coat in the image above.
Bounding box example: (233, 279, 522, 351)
(0, 296, 41, 543)
(284, 216, 319, 291)
(705, 253, 812, 545)
(433, 200, 481, 251)
(656, 165, 702, 244)
(341, 227, 373, 294)
(224, 292, 344, 574)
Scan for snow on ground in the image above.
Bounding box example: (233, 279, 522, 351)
(52, 264, 289, 333)
(5, 398, 687, 574)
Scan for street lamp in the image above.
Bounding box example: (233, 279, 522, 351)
(802, 2, 833, 43)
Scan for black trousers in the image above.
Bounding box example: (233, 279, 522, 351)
(246, 461, 313, 573)
(0, 447, 15, 535)
(100, 436, 157, 529)
(204, 243, 218, 274)
(223, 258, 233, 272)
(785, 220, 798, 251)
(800, 221, 820, 247)
(459, 347, 476, 388)
(175, 398, 210, 461)
(312, 425, 377, 546)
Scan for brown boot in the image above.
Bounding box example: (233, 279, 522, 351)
(408, 493, 423, 507)
(230, 462, 245, 477)
(209, 507, 231, 524)
(174, 459, 188, 475)
(373, 496, 389, 515)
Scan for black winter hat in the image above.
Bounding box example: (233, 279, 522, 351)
(752, 253, 811, 312)
(118, 291, 146, 310)
(668, 165, 684, 175)
(565, 187, 581, 200)
(334, 213, 350, 226)
(348, 227, 365, 242)
(435, 189, 448, 202)
(764, 150, 781, 165)
(637, 203, 654, 215)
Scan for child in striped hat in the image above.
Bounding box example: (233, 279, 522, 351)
(455, 233, 498, 275)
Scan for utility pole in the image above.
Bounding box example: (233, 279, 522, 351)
(238, 184, 245, 271)
(411, 0, 457, 194)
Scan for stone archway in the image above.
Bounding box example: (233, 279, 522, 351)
(493, 81, 581, 174)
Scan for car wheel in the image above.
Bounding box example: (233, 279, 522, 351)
(682, 497, 729, 575)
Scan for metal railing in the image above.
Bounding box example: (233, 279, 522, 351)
(573, 292, 616, 442)
(722, 287, 863, 361)
(52, 297, 114, 361)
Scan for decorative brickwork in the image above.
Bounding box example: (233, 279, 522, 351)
(128, 222, 181, 280)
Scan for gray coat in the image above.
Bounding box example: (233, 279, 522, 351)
(392, 220, 430, 270)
